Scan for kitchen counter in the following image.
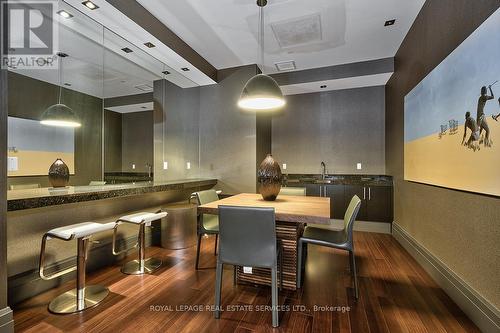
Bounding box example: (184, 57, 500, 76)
(7, 178, 217, 211)
(283, 174, 393, 187)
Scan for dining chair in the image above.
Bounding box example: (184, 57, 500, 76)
(215, 205, 283, 327)
(279, 187, 306, 196)
(192, 189, 220, 269)
(297, 195, 362, 299)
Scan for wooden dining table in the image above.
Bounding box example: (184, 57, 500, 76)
(197, 192, 330, 290)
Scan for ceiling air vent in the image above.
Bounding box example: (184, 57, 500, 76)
(134, 84, 153, 92)
(271, 13, 322, 48)
(275, 60, 296, 72)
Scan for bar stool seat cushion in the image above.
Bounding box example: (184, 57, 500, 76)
(119, 212, 167, 225)
(47, 222, 116, 240)
(202, 214, 219, 232)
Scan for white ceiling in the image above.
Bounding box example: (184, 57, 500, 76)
(136, 0, 425, 74)
(106, 102, 153, 114)
(281, 73, 393, 95)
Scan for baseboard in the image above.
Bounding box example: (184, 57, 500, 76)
(8, 230, 161, 305)
(329, 219, 392, 234)
(392, 223, 500, 333)
(0, 307, 13, 333)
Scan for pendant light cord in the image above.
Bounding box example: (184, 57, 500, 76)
(259, 5, 264, 74)
(58, 55, 63, 104)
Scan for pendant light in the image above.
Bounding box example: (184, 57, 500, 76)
(238, 0, 285, 111)
(40, 52, 81, 128)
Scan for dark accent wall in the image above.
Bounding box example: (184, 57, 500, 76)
(104, 110, 153, 173)
(386, 0, 500, 309)
(7, 72, 103, 187)
(104, 110, 122, 173)
(273, 86, 385, 175)
(121, 111, 153, 173)
(153, 65, 262, 193)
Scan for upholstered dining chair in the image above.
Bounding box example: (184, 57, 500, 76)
(297, 195, 362, 299)
(214, 205, 283, 327)
(192, 189, 220, 269)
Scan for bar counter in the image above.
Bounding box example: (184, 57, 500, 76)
(8, 178, 217, 211)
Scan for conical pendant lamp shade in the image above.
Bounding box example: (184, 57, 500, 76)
(40, 103, 81, 128)
(40, 53, 81, 128)
(238, 74, 286, 110)
(237, 0, 285, 111)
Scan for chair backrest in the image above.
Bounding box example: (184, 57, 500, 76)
(218, 205, 277, 268)
(279, 187, 306, 196)
(9, 184, 40, 190)
(343, 195, 362, 242)
(89, 181, 106, 186)
(194, 189, 219, 205)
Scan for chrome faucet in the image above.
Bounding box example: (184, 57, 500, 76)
(321, 161, 326, 180)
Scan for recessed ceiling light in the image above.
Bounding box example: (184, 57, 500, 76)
(144, 42, 155, 48)
(141, 106, 147, 109)
(384, 19, 396, 26)
(121, 47, 133, 53)
(57, 52, 68, 57)
(82, 1, 99, 10)
(64, 83, 72, 86)
(162, 70, 171, 75)
(57, 10, 73, 19)
(181, 67, 190, 72)
(320, 85, 327, 89)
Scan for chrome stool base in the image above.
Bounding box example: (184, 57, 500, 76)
(121, 257, 162, 275)
(48, 285, 109, 314)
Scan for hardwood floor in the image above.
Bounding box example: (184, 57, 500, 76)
(13, 232, 479, 333)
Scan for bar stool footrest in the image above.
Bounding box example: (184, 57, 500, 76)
(48, 285, 109, 314)
(121, 257, 162, 275)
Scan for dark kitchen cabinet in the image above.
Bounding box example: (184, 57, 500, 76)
(325, 184, 345, 219)
(290, 180, 393, 223)
(344, 185, 368, 220)
(365, 186, 393, 222)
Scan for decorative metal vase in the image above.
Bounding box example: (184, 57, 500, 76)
(257, 154, 282, 201)
(48, 158, 70, 188)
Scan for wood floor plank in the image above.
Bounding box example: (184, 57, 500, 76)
(12, 232, 480, 333)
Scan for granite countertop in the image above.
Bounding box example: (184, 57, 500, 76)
(7, 178, 217, 211)
(283, 174, 393, 187)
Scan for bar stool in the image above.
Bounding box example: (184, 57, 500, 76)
(39, 222, 116, 314)
(112, 211, 167, 275)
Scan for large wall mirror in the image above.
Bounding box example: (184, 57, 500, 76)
(6, 0, 174, 189)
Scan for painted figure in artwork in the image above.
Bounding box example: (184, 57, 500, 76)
(492, 97, 500, 121)
(476, 85, 494, 146)
(462, 111, 480, 151)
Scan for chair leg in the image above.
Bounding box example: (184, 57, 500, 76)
(349, 250, 359, 300)
(271, 267, 279, 327)
(195, 234, 202, 270)
(297, 240, 304, 289)
(214, 261, 223, 319)
(233, 265, 237, 286)
(279, 247, 284, 291)
(214, 234, 218, 256)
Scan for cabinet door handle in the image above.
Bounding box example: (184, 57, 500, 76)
(319, 186, 322, 197)
(324, 186, 327, 197)
(368, 187, 371, 200)
(363, 187, 366, 200)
